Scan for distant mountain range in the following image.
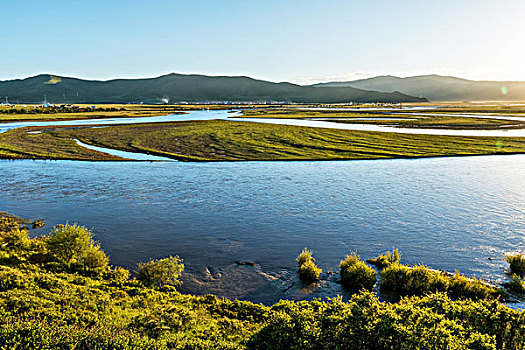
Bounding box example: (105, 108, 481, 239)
(0, 73, 426, 104)
(314, 75, 525, 101)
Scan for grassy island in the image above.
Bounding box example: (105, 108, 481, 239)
(1, 212, 525, 349)
(1, 119, 525, 161)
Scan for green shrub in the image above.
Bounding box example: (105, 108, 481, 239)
(0, 267, 30, 291)
(448, 273, 500, 300)
(46, 223, 94, 263)
(298, 260, 322, 282)
(339, 252, 377, 291)
(46, 223, 109, 274)
(296, 247, 314, 266)
(247, 291, 507, 350)
(0, 227, 29, 251)
(503, 274, 525, 295)
(366, 248, 401, 269)
(82, 246, 109, 273)
(504, 253, 525, 278)
(137, 256, 184, 287)
(380, 263, 449, 296)
(108, 266, 130, 285)
(296, 248, 321, 282)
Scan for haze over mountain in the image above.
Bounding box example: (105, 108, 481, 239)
(0, 73, 426, 104)
(314, 75, 525, 101)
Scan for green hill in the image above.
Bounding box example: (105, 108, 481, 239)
(314, 74, 525, 101)
(0, 73, 427, 104)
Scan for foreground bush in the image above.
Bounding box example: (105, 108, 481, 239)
(46, 223, 95, 263)
(46, 223, 109, 274)
(505, 252, 525, 278)
(366, 248, 401, 269)
(247, 291, 525, 350)
(137, 256, 184, 287)
(339, 252, 377, 292)
(296, 248, 321, 282)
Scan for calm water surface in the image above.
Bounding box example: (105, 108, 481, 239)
(1, 155, 524, 304)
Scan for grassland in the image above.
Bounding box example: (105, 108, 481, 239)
(0, 104, 235, 122)
(2, 211, 525, 349)
(0, 127, 125, 160)
(2, 119, 525, 161)
(241, 108, 525, 129)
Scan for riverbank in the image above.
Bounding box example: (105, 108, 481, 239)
(1, 212, 524, 349)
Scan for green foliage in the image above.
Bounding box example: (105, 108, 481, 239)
(448, 273, 500, 300)
(504, 252, 525, 278)
(296, 247, 314, 266)
(46, 223, 109, 274)
(298, 260, 322, 282)
(366, 248, 401, 269)
(0, 216, 48, 265)
(380, 263, 450, 296)
(82, 246, 109, 274)
(47, 223, 94, 263)
(503, 274, 525, 295)
(380, 264, 504, 301)
(296, 248, 321, 282)
(108, 266, 130, 285)
(247, 291, 521, 350)
(137, 256, 184, 287)
(339, 252, 377, 292)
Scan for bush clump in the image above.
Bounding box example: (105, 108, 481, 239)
(366, 248, 401, 269)
(504, 252, 525, 278)
(448, 273, 501, 300)
(339, 252, 377, 292)
(380, 263, 450, 296)
(137, 256, 184, 287)
(46, 223, 109, 273)
(296, 248, 321, 282)
(503, 274, 525, 295)
(247, 291, 515, 350)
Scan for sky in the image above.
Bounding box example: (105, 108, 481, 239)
(2, 0, 525, 84)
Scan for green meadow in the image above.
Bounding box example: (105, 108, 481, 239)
(1, 118, 524, 161)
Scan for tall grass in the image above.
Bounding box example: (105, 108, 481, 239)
(339, 252, 377, 292)
(366, 248, 401, 269)
(296, 248, 321, 282)
(504, 252, 525, 278)
(379, 263, 449, 296)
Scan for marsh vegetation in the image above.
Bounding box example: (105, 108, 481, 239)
(2, 118, 525, 161)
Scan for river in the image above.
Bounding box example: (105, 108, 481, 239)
(1, 155, 524, 304)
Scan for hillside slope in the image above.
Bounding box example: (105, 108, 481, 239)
(315, 75, 525, 101)
(0, 73, 426, 104)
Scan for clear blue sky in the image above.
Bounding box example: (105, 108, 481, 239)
(2, 0, 525, 83)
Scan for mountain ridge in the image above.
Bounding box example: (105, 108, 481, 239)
(313, 75, 525, 101)
(0, 73, 426, 104)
